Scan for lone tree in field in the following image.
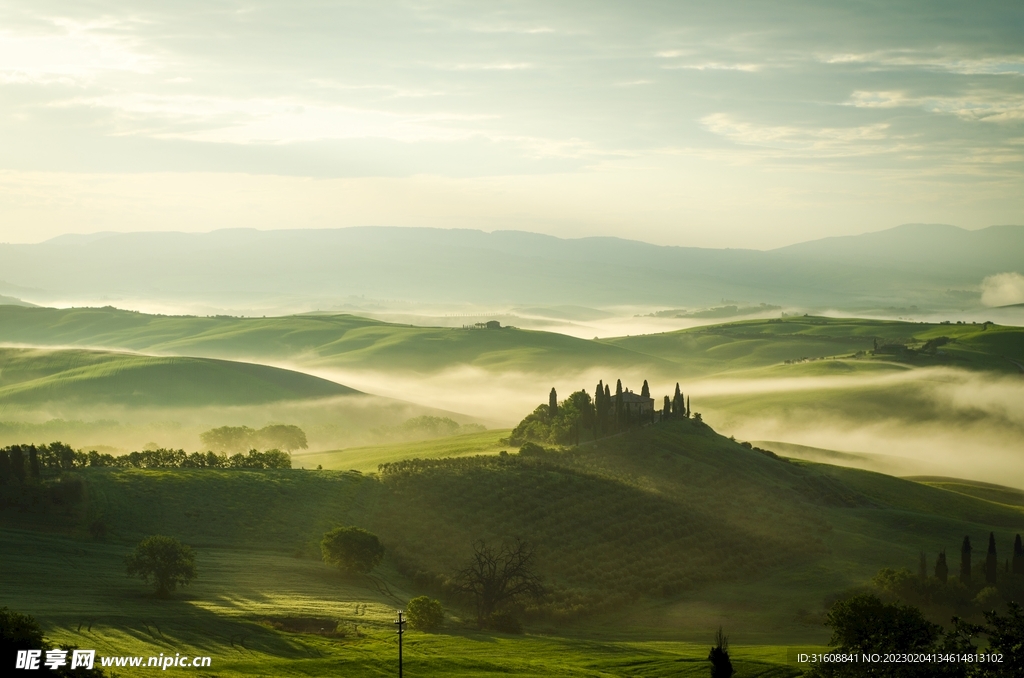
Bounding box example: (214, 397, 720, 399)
(321, 527, 385, 575)
(125, 535, 197, 598)
(707, 626, 734, 678)
(455, 538, 543, 629)
(405, 596, 444, 631)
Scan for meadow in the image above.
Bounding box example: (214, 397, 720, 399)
(4, 417, 1024, 676)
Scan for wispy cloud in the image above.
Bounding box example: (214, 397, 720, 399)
(847, 90, 1024, 122)
(662, 62, 762, 73)
(823, 51, 1024, 76)
(701, 113, 895, 156)
(0, 19, 158, 84)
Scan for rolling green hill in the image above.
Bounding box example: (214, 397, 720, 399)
(0, 346, 358, 408)
(2, 307, 1020, 382)
(602, 315, 1024, 377)
(0, 305, 671, 376)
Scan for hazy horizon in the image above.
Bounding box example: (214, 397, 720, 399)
(2, 1, 1023, 247)
(8, 220, 1017, 250)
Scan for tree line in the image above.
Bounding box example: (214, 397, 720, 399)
(871, 532, 1024, 615)
(199, 424, 307, 453)
(0, 442, 291, 484)
(507, 379, 696, 446)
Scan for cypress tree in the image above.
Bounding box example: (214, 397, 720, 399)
(549, 388, 558, 418)
(641, 380, 650, 398)
(1014, 534, 1024, 576)
(935, 550, 948, 583)
(29, 446, 40, 480)
(960, 536, 972, 586)
(0, 450, 10, 485)
(614, 380, 623, 430)
(985, 532, 998, 585)
(919, 552, 927, 580)
(595, 381, 605, 434)
(598, 385, 606, 432)
(10, 446, 26, 483)
(686, 395, 690, 418)
(663, 395, 671, 420)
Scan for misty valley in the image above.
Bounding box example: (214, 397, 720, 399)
(2, 298, 1023, 676)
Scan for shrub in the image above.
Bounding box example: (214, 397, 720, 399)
(406, 596, 444, 631)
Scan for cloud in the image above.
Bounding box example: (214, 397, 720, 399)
(700, 113, 894, 156)
(981, 272, 1024, 307)
(823, 51, 1024, 76)
(847, 90, 1024, 122)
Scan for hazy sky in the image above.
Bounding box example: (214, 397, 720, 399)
(1, 1, 1022, 247)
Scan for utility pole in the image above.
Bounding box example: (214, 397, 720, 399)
(395, 610, 406, 677)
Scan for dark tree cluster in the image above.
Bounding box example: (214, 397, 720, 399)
(90, 447, 292, 470)
(507, 379, 695, 446)
(0, 443, 80, 482)
(810, 593, 1024, 677)
(873, 532, 1024, 618)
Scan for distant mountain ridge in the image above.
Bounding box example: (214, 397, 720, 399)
(0, 224, 1019, 309)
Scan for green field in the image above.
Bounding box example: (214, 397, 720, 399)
(0, 346, 357, 407)
(4, 418, 1023, 675)
(0, 528, 810, 677)
(295, 429, 512, 472)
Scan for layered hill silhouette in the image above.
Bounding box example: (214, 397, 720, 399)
(0, 223, 1019, 308)
(1, 306, 1019, 378)
(0, 347, 359, 408)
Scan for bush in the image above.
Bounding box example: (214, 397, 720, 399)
(406, 596, 444, 631)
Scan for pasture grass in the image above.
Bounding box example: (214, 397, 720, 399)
(294, 429, 512, 472)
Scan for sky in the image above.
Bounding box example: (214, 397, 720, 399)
(0, 0, 1022, 248)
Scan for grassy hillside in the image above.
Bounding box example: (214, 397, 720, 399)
(5, 413, 1024, 675)
(0, 346, 358, 407)
(0, 305, 671, 375)
(6, 419, 1022, 640)
(603, 316, 1024, 377)
(0, 528, 807, 677)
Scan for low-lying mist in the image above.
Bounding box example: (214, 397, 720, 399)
(0, 395, 482, 455)
(277, 363, 1024, 488)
